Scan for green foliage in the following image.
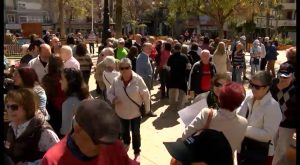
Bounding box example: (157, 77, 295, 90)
(278, 38, 294, 45)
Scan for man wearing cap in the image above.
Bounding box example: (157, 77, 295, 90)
(114, 38, 128, 60)
(270, 63, 296, 165)
(41, 99, 137, 165)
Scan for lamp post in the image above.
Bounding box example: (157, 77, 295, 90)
(91, 0, 94, 32)
(152, 0, 163, 35)
(102, 0, 110, 45)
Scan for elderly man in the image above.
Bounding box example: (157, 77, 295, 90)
(28, 43, 52, 81)
(95, 47, 115, 98)
(41, 99, 137, 165)
(133, 34, 142, 53)
(50, 37, 61, 55)
(60, 45, 80, 70)
(189, 49, 216, 98)
(114, 38, 128, 60)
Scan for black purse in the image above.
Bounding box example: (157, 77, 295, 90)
(123, 87, 146, 117)
(238, 107, 270, 165)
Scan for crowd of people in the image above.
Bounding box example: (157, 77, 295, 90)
(3, 31, 297, 165)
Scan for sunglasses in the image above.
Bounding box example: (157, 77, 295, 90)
(5, 104, 19, 111)
(214, 82, 223, 87)
(249, 81, 267, 90)
(119, 66, 130, 70)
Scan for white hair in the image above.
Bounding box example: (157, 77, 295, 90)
(103, 56, 116, 67)
(101, 47, 114, 56)
(61, 45, 73, 57)
(21, 44, 30, 55)
(200, 49, 210, 56)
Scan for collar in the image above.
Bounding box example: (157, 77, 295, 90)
(9, 119, 31, 129)
(247, 91, 272, 106)
(141, 52, 150, 57)
(218, 108, 237, 119)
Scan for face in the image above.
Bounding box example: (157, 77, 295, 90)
(213, 79, 228, 97)
(278, 74, 294, 84)
(119, 64, 132, 78)
(6, 99, 27, 124)
(13, 71, 23, 86)
(40, 45, 52, 59)
(51, 38, 60, 47)
(200, 52, 210, 64)
(143, 44, 152, 54)
(60, 73, 68, 92)
(249, 79, 269, 100)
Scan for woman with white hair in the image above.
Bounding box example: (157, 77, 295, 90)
(250, 39, 262, 75)
(102, 56, 120, 95)
(212, 42, 228, 74)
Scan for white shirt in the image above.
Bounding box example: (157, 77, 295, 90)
(103, 70, 120, 91)
(64, 56, 80, 70)
(237, 91, 282, 155)
(28, 56, 48, 82)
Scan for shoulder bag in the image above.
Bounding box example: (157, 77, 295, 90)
(123, 87, 146, 117)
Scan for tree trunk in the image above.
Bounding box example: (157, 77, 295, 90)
(217, 23, 224, 39)
(115, 0, 122, 38)
(58, 0, 66, 38)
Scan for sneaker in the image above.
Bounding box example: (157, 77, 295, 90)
(134, 153, 141, 164)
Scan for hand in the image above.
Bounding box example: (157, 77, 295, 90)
(113, 97, 121, 105)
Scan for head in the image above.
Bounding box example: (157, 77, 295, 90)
(13, 66, 39, 87)
(212, 73, 231, 97)
(277, 62, 295, 85)
(286, 47, 296, 65)
(264, 37, 270, 43)
(5, 88, 39, 125)
(191, 42, 199, 51)
(119, 58, 132, 79)
(253, 39, 260, 47)
(240, 35, 246, 42)
(214, 37, 220, 44)
(214, 42, 225, 55)
(166, 37, 174, 44)
(236, 42, 244, 52)
(103, 56, 116, 71)
(200, 50, 210, 64)
(249, 71, 272, 100)
(163, 42, 172, 52)
(47, 55, 64, 75)
(127, 46, 138, 58)
(21, 44, 29, 55)
(219, 82, 245, 111)
(149, 36, 155, 44)
(135, 34, 142, 43)
(181, 44, 189, 55)
(142, 42, 153, 55)
(60, 68, 89, 100)
(72, 99, 121, 151)
(75, 43, 88, 56)
(39, 44, 52, 60)
(60, 45, 73, 61)
(203, 37, 209, 44)
(50, 37, 60, 48)
(66, 36, 76, 45)
(99, 47, 114, 62)
(117, 38, 125, 48)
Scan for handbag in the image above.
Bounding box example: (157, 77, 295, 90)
(238, 107, 270, 165)
(123, 87, 146, 117)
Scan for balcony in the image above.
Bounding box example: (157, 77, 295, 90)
(281, 3, 296, 10)
(270, 20, 296, 27)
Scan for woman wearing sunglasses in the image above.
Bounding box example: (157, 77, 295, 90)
(4, 88, 59, 164)
(193, 73, 231, 109)
(107, 58, 151, 163)
(237, 71, 282, 165)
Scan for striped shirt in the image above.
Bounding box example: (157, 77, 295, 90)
(74, 55, 93, 72)
(232, 51, 245, 68)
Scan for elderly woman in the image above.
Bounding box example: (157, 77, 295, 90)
(107, 58, 150, 163)
(102, 56, 120, 96)
(177, 82, 248, 165)
(250, 39, 262, 75)
(212, 42, 229, 74)
(237, 71, 282, 165)
(4, 88, 59, 164)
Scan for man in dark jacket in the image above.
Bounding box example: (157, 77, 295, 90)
(188, 49, 216, 98)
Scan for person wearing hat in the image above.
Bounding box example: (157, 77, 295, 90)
(114, 38, 129, 60)
(41, 99, 137, 165)
(270, 63, 296, 165)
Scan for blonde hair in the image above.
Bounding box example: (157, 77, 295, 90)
(213, 42, 226, 56)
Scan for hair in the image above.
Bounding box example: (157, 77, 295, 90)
(191, 42, 199, 51)
(47, 55, 63, 75)
(119, 58, 132, 68)
(174, 43, 182, 51)
(103, 56, 116, 68)
(66, 36, 76, 45)
(163, 42, 172, 51)
(5, 88, 38, 120)
(62, 68, 89, 100)
(181, 44, 189, 54)
(61, 45, 73, 57)
(214, 42, 226, 55)
(212, 73, 231, 86)
(75, 43, 88, 56)
(29, 34, 38, 43)
(219, 82, 245, 111)
(251, 71, 273, 86)
(127, 46, 138, 59)
(203, 37, 210, 44)
(286, 47, 296, 62)
(101, 47, 114, 56)
(17, 67, 39, 87)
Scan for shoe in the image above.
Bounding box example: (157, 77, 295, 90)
(134, 153, 141, 164)
(147, 112, 157, 117)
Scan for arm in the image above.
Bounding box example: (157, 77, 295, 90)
(39, 129, 60, 152)
(245, 103, 282, 142)
(60, 99, 77, 135)
(138, 77, 151, 114)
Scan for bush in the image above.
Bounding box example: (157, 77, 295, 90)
(278, 37, 294, 45)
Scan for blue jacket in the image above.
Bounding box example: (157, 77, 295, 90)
(136, 52, 152, 80)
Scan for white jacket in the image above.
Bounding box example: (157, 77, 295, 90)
(107, 71, 150, 119)
(237, 91, 282, 155)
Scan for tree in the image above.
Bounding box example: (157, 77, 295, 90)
(115, 0, 123, 38)
(168, 0, 258, 39)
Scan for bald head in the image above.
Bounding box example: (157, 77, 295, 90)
(200, 49, 210, 64)
(39, 44, 52, 59)
(60, 45, 73, 61)
(142, 42, 152, 55)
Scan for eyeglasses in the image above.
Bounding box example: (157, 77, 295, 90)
(119, 66, 130, 70)
(249, 81, 267, 90)
(214, 82, 224, 88)
(5, 104, 19, 111)
(279, 76, 290, 79)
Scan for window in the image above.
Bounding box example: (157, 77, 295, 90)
(28, 16, 43, 23)
(18, 3, 26, 9)
(19, 16, 28, 23)
(7, 14, 15, 23)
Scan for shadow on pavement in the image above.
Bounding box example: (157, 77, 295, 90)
(152, 106, 180, 130)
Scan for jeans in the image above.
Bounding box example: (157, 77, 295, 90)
(81, 70, 91, 85)
(251, 64, 260, 75)
(120, 117, 141, 154)
(232, 67, 243, 84)
(89, 43, 94, 54)
(169, 88, 186, 111)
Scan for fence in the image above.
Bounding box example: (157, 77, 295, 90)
(4, 44, 23, 58)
